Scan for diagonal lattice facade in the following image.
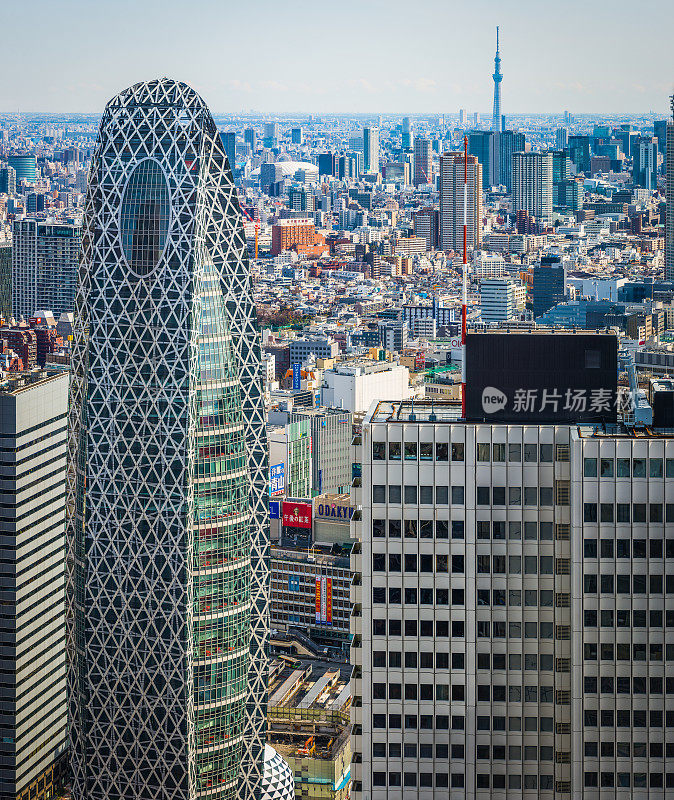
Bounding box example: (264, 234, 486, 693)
(66, 78, 269, 800)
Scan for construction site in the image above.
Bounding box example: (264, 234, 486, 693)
(267, 656, 352, 800)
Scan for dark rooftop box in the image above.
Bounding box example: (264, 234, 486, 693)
(466, 331, 618, 424)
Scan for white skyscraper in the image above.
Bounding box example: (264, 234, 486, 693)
(351, 330, 674, 800)
(480, 277, 516, 323)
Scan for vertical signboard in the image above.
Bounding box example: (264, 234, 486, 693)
(269, 463, 284, 496)
(326, 578, 332, 626)
(320, 576, 327, 624)
(292, 362, 301, 390)
(315, 578, 321, 624)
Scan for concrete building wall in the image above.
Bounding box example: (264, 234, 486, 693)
(0, 372, 69, 800)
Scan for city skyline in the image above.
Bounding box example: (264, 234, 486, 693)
(3, 0, 673, 115)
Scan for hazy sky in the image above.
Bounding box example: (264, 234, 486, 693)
(4, 0, 673, 115)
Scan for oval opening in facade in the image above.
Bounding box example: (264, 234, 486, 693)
(119, 158, 170, 276)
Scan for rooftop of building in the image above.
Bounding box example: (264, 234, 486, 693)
(267, 656, 352, 761)
(0, 368, 65, 396)
(369, 399, 462, 424)
(270, 541, 352, 567)
(468, 326, 617, 337)
(576, 423, 674, 439)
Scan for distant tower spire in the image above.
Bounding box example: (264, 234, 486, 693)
(492, 26, 503, 133)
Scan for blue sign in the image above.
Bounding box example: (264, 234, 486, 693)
(288, 576, 300, 592)
(292, 362, 301, 390)
(269, 500, 281, 519)
(269, 463, 284, 496)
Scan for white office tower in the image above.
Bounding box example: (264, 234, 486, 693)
(414, 138, 432, 187)
(363, 126, 380, 174)
(351, 330, 674, 799)
(480, 277, 516, 323)
(512, 152, 553, 225)
(439, 152, 482, 252)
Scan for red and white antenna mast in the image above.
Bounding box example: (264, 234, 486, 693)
(461, 136, 468, 419)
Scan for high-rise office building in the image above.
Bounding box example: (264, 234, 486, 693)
(532, 255, 566, 317)
(26, 192, 45, 214)
(244, 127, 257, 151)
(221, 130, 236, 165)
(11, 219, 82, 319)
(351, 330, 674, 800)
(0, 242, 11, 319)
(264, 121, 279, 142)
(551, 149, 571, 185)
(413, 137, 432, 187)
(291, 126, 303, 145)
(439, 151, 482, 252)
(363, 127, 379, 173)
(337, 152, 362, 180)
(654, 119, 667, 156)
(666, 96, 674, 280)
(318, 152, 336, 177)
(0, 371, 69, 800)
(512, 152, 553, 225)
(633, 136, 658, 190)
(467, 130, 495, 189)
(554, 179, 584, 213)
(67, 78, 271, 800)
(555, 127, 569, 150)
(288, 408, 352, 495)
(0, 165, 16, 195)
(459, 109, 467, 126)
(492, 26, 503, 133)
(7, 155, 37, 184)
(402, 117, 412, 150)
(568, 135, 591, 174)
(412, 207, 439, 250)
(498, 130, 525, 190)
(480, 277, 516, 322)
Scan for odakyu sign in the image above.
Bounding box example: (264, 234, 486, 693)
(316, 501, 354, 521)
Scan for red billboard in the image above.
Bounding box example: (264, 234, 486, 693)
(282, 500, 312, 529)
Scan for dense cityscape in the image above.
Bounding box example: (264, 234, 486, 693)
(0, 12, 673, 800)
